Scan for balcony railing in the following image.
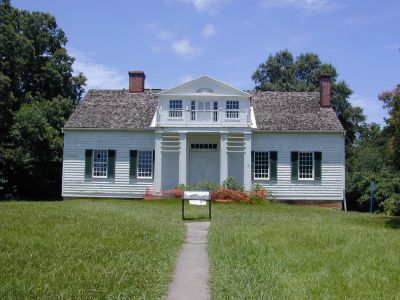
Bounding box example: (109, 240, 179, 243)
(156, 109, 251, 127)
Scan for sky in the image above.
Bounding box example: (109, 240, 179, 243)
(13, 0, 400, 126)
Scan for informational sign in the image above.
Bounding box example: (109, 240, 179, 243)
(370, 181, 376, 193)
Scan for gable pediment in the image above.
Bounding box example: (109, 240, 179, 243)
(158, 75, 251, 97)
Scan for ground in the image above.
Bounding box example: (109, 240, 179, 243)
(0, 199, 399, 299)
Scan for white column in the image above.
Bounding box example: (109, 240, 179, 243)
(179, 132, 187, 185)
(220, 132, 228, 185)
(154, 133, 162, 191)
(243, 132, 252, 191)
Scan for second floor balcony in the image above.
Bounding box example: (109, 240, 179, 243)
(156, 108, 251, 127)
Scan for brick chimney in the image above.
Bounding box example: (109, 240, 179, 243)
(128, 71, 145, 93)
(319, 74, 331, 108)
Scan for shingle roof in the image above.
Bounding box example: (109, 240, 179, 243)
(251, 91, 344, 131)
(64, 90, 158, 129)
(65, 89, 344, 131)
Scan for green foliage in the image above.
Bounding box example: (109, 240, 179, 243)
(0, 1, 86, 198)
(252, 49, 366, 150)
(185, 180, 220, 192)
(222, 176, 244, 191)
(381, 194, 400, 216)
(379, 84, 400, 170)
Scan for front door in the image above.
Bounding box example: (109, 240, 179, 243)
(189, 144, 219, 184)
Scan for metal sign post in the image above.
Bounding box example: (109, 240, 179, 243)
(182, 191, 211, 220)
(370, 181, 376, 213)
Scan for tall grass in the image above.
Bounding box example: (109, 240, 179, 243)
(0, 199, 185, 299)
(209, 202, 400, 299)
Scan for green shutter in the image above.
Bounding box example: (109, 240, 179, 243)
(314, 152, 322, 181)
(107, 150, 116, 178)
(152, 150, 155, 179)
(130, 150, 137, 178)
(270, 151, 278, 180)
(251, 151, 254, 180)
(291, 152, 298, 180)
(85, 150, 92, 178)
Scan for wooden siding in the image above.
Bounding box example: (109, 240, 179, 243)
(62, 130, 155, 198)
(252, 132, 345, 201)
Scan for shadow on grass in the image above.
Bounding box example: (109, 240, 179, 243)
(183, 215, 211, 221)
(385, 216, 400, 229)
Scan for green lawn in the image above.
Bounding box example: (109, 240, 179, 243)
(0, 199, 185, 299)
(1, 199, 399, 299)
(209, 202, 400, 299)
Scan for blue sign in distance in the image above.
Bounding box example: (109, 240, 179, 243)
(370, 181, 376, 193)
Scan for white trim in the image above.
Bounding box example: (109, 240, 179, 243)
(253, 151, 270, 180)
(250, 106, 257, 129)
(92, 149, 108, 178)
(298, 151, 314, 180)
(158, 75, 252, 97)
(136, 150, 153, 179)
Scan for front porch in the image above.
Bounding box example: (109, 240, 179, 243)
(153, 130, 252, 191)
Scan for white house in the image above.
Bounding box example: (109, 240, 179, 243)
(62, 71, 345, 203)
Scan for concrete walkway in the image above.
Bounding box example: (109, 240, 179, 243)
(167, 222, 210, 300)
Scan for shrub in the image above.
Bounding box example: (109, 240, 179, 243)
(186, 180, 220, 192)
(174, 184, 186, 191)
(250, 183, 267, 203)
(222, 176, 244, 191)
(211, 188, 250, 203)
(381, 194, 400, 216)
(346, 168, 400, 215)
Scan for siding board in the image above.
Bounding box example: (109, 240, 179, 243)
(62, 130, 155, 198)
(252, 132, 344, 201)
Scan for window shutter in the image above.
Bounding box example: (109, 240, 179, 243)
(270, 151, 278, 180)
(130, 150, 137, 179)
(152, 150, 155, 179)
(251, 151, 254, 180)
(314, 152, 322, 181)
(85, 150, 92, 178)
(291, 152, 298, 180)
(107, 150, 116, 178)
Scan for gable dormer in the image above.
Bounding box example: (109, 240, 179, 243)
(156, 76, 252, 127)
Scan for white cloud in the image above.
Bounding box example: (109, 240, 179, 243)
(385, 44, 400, 52)
(179, 75, 194, 83)
(350, 94, 387, 126)
(70, 49, 126, 90)
(177, 0, 229, 15)
(202, 24, 217, 38)
(260, 0, 343, 15)
(172, 39, 202, 57)
(146, 22, 175, 40)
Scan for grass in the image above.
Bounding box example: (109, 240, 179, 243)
(208, 202, 400, 299)
(1, 199, 400, 299)
(0, 199, 185, 299)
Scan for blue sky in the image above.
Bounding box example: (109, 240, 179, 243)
(13, 0, 400, 125)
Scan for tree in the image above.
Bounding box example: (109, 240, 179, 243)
(252, 50, 366, 150)
(379, 84, 400, 170)
(0, 1, 86, 198)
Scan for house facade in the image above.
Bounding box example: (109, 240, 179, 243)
(62, 72, 345, 202)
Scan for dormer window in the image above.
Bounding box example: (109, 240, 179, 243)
(169, 100, 183, 117)
(196, 88, 213, 93)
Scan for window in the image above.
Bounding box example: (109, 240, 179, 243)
(299, 152, 314, 179)
(169, 100, 182, 117)
(254, 152, 269, 179)
(190, 144, 218, 150)
(137, 150, 153, 178)
(93, 149, 108, 178)
(213, 101, 218, 122)
(191, 100, 196, 121)
(226, 100, 239, 118)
